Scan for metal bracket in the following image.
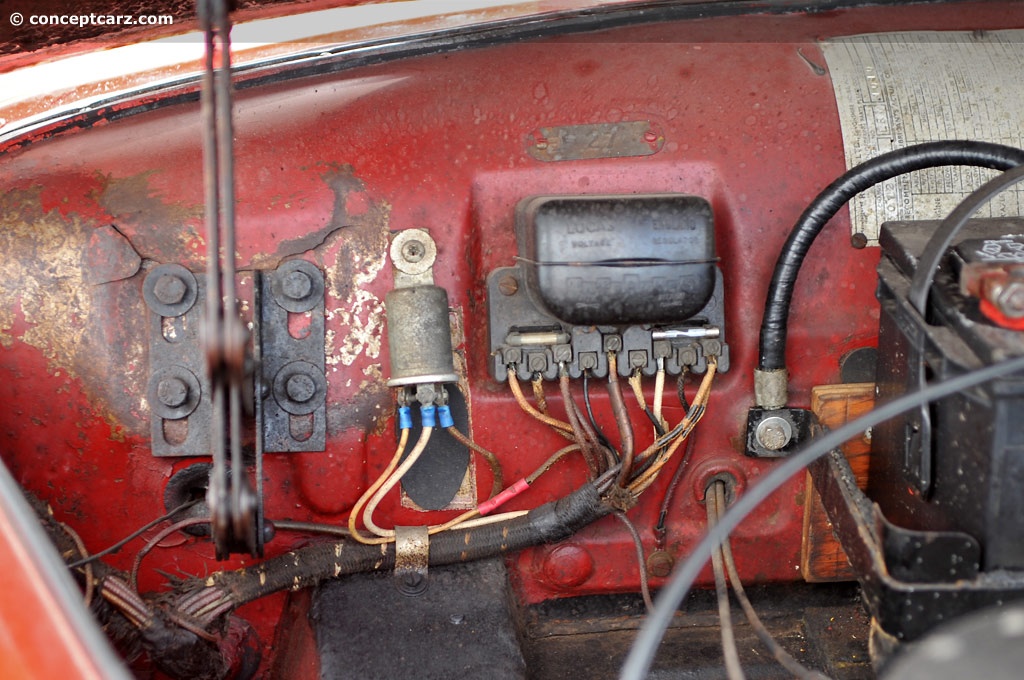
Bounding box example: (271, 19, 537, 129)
(394, 525, 430, 596)
(144, 264, 212, 457)
(260, 260, 327, 452)
(145, 260, 326, 456)
(744, 407, 813, 458)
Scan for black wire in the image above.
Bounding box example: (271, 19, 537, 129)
(583, 370, 616, 454)
(621, 352, 1024, 680)
(66, 500, 200, 569)
(654, 433, 698, 540)
(642, 406, 667, 437)
(908, 163, 1024, 315)
(758, 141, 1024, 372)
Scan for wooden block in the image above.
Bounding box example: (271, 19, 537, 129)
(801, 383, 875, 583)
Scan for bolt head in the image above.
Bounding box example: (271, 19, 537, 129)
(498, 276, 519, 296)
(414, 383, 437, 406)
(281, 270, 313, 301)
(157, 377, 189, 408)
(153, 274, 187, 305)
(401, 240, 426, 263)
(646, 550, 674, 578)
(527, 354, 547, 373)
(756, 416, 792, 451)
(997, 281, 1024, 319)
(285, 374, 317, 403)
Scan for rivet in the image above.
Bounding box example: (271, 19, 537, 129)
(285, 374, 316, 403)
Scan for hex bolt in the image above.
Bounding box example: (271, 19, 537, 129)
(281, 270, 313, 301)
(153, 274, 187, 306)
(498, 276, 519, 296)
(285, 374, 317, 403)
(157, 377, 189, 408)
(401, 239, 426, 264)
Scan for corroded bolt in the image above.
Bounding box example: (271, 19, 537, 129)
(157, 377, 189, 408)
(996, 280, 1024, 319)
(153, 274, 187, 305)
(401, 239, 426, 263)
(282, 270, 313, 301)
(646, 550, 674, 578)
(285, 374, 316, 403)
(498, 276, 519, 296)
(756, 416, 792, 451)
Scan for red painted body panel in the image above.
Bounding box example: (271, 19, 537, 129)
(0, 1, 1021, 675)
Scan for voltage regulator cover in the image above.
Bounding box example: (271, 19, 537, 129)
(515, 194, 716, 326)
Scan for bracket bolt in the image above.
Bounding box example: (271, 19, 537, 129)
(401, 239, 426, 264)
(498, 276, 519, 296)
(756, 416, 792, 451)
(285, 374, 317, 403)
(281, 270, 313, 301)
(646, 550, 675, 578)
(153, 274, 187, 305)
(157, 377, 189, 408)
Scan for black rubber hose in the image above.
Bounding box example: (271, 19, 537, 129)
(758, 140, 1024, 373)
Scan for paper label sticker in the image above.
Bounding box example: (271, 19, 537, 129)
(821, 31, 1024, 243)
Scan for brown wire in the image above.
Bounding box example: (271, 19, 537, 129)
(508, 370, 574, 434)
(60, 521, 94, 608)
(531, 374, 549, 414)
(447, 425, 504, 499)
(566, 384, 615, 471)
(130, 517, 211, 589)
(613, 511, 654, 613)
(559, 371, 601, 477)
(525, 444, 582, 484)
(607, 352, 635, 487)
(655, 432, 698, 549)
(100, 575, 153, 628)
(716, 482, 831, 680)
(708, 481, 746, 680)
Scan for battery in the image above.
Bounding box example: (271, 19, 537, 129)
(871, 217, 1024, 571)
